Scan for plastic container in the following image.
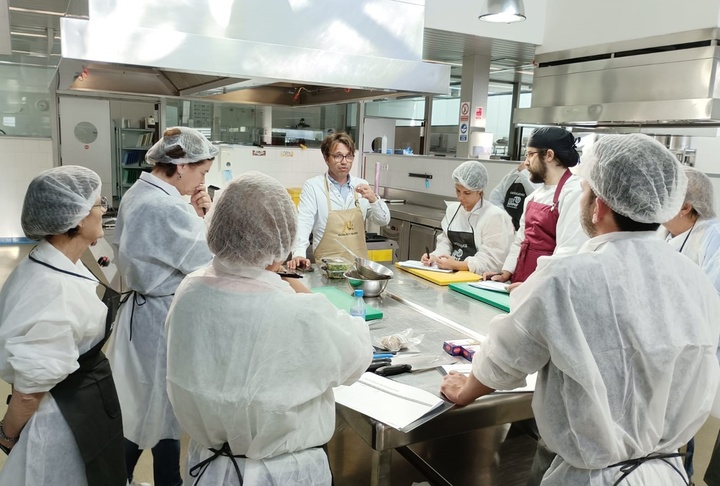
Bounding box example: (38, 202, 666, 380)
(320, 257, 353, 279)
(349, 289, 366, 318)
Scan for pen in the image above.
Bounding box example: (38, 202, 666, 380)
(425, 246, 430, 257)
(276, 272, 303, 279)
(372, 353, 394, 359)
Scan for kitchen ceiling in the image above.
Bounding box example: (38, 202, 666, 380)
(3, 0, 536, 95)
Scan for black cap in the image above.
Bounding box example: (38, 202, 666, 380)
(528, 127, 579, 168)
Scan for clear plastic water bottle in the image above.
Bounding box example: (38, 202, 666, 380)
(349, 289, 366, 319)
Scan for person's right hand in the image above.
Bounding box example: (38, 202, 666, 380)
(483, 270, 512, 282)
(420, 253, 436, 266)
(286, 256, 311, 271)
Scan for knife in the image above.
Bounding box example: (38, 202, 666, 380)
(375, 355, 458, 377)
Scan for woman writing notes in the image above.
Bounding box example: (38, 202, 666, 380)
(107, 127, 216, 486)
(0, 166, 124, 485)
(421, 160, 514, 273)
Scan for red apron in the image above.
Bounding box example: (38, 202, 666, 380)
(512, 170, 572, 283)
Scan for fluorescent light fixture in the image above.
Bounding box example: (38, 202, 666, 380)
(478, 0, 526, 23)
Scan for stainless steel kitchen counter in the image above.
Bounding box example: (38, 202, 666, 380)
(301, 266, 534, 485)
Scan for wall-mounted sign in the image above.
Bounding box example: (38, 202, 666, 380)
(458, 122, 468, 142)
(475, 107, 483, 120)
(459, 102, 470, 122)
(280, 151, 294, 157)
(252, 150, 266, 156)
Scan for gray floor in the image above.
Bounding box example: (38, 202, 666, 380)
(0, 244, 718, 485)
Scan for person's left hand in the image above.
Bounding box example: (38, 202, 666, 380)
(355, 183, 378, 203)
(435, 255, 458, 270)
(191, 184, 211, 217)
(441, 371, 469, 404)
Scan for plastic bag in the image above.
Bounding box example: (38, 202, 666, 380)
(374, 328, 424, 352)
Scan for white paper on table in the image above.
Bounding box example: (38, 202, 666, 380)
(469, 280, 510, 293)
(439, 365, 537, 393)
(333, 372, 451, 431)
(397, 260, 453, 273)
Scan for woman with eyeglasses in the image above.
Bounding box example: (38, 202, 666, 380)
(106, 127, 216, 486)
(0, 166, 126, 485)
(287, 132, 390, 269)
(421, 160, 515, 273)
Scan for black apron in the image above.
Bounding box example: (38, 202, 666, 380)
(28, 255, 126, 486)
(446, 205, 478, 261)
(503, 177, 530, 231)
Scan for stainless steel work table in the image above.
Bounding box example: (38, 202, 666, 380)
(301, 266, 535, 485)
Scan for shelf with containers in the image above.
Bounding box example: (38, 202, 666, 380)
(113, 119, 157, 202)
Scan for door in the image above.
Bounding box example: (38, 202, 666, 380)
(59, 97, 112, 201)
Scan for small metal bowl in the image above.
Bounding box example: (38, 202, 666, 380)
(354, 258, 394, 280)
(344, 270, 389, 297)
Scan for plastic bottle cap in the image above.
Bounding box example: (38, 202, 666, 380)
(354, 289, 364, 297)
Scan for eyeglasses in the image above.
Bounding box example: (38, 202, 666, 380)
(331, 153, 355, 163)
(92, 196, 111, 213)
(524, 150, 540, 159)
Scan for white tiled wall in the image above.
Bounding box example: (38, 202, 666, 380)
(0, 137, 53, 237)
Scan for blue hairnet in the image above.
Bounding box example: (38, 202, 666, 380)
(21, 165, 101, 240)
(683, 167, 716, 219)
(146, 126, 219, 165)
(452, 161, 489, 191)
(207, 171, 297, 269)
(576, 134, 687, 224)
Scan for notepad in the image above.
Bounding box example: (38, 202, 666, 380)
(469, 280, 510, 294)
(397, 260, 453, 273)
(333, 372, 453, 432)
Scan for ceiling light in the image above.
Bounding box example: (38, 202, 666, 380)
(478, 0, 526, 23)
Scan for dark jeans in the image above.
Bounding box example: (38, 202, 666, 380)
(125, 438, 183, 486)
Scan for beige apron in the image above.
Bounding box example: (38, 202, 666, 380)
(313, 176, 369, 261)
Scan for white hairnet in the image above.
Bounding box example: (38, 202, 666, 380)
(452, 160, 489, 191)
(684, 167, 716, 219)
(207, 171, 296, 269)
(21, 165, 101, 240)
(576, 134, 687, 224)
(145, 126, 219, 165)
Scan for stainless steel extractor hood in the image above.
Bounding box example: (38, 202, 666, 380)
(514, 28, 720, 127)
(56, 2, 451, 106)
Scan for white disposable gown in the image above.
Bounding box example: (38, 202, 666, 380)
(106, 172, 212, 448)
(431, 200, 514, 274)
(664, 217, 720, 294)
(165, 260, 373, 485)
(472, 232, 720, 485)
(0, 241, 108, 485)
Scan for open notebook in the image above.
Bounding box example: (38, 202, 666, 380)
(469, 280, 510, 294)
(334, 372, 453, 432)
(397, 260, 453, 273)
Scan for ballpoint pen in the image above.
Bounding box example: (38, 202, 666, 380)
(276, 272, 303, 279)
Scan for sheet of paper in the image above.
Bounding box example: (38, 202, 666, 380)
(469, 280, 510, 294)
(439, 365, 536, 393)
(333, 372, 450, 431)
(398, 260, 453, 273)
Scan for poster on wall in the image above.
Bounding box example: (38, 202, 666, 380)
(458, 122, 468, 142)
(459, 102, 470, 122)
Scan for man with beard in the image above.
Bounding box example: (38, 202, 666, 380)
(484, 127, 587, 289)
(442, 133, 720, 486)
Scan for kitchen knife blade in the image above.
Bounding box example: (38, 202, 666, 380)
(375, 355, 458, 376)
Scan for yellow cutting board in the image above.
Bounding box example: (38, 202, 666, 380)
(394, 263, 481, 286)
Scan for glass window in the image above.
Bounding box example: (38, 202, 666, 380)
(0, 64, 53, 137)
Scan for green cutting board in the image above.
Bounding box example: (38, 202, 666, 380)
(311, 287, 383, 321)
(449, 283, 511, 313)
